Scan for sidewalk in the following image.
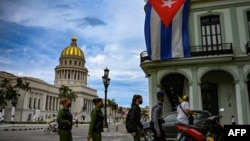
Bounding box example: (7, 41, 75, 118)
(102, 124, 130, 137)
(0, 123, 47, 131)
(0, 123, 130, 137)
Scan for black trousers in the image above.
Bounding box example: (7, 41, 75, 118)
(151, 121, 166, 141)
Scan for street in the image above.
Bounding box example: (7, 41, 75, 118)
(0, 124, 136, 141)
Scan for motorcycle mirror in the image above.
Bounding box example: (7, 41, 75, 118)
(219, 108, 224, 112)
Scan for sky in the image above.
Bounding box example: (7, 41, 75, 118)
(0, 0, 149, 108)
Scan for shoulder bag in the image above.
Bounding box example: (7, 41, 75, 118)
(179, 103, 194, 125)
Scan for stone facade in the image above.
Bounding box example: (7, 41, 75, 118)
(141, 0, 250, 124)
(0, 36, 97, 122)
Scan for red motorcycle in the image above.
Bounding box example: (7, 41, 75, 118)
(176, 109, 224, 141)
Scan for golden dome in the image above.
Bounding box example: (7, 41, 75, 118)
(61, 36, 84, 58)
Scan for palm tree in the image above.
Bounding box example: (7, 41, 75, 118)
(0, 79, 8, 107)
(0, 90, 6, 106)
(0, 78, 30, 122)
(107, 99, 116, 109)
(141, 109, 149, 122)
(58, 85, 77, 101)
(107, 99, 116, 123)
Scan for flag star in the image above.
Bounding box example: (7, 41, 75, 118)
(162, 0, 177, 8)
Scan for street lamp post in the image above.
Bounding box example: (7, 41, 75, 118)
(102, 67, 110, 128)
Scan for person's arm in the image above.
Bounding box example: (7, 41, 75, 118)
(57, 109, 69, 125)
(183, 102, 193, 115)
(88, 109, 97, 136)
(129, 106, 138, 133)
(152, 105, 160, 132)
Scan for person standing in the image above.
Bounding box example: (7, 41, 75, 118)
(126, 94, 144, 141)
(177, 95, 193, 125)
(82, 115, 85, 122)
(176, 95, 194, 141)
(57, 99, 74, 141)
(75, 113, 78, 127)
(87, 98, 104, 141)
(151, 91, 166, 141)
(232, 115, 236, 125)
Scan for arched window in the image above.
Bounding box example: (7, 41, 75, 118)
(201, 82, 219, 115)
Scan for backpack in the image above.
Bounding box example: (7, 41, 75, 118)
(125, 108, 133, 133)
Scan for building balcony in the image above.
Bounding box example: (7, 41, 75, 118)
(140, 43, 234, 63)
(190, 43, 233, 56)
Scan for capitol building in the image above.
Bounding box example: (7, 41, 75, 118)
(0, 36, 97, 122)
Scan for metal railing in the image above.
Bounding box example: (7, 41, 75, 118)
(190, 43, 233, 56)
(140, 43, 234, 63)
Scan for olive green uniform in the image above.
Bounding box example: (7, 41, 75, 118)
(88, 107, 104, 141)
(57, 108, 73, 141)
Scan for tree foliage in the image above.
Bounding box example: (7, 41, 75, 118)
(107, 99, 116, 109)
(0, 78, 30, 107)
(141, 109, 149, 121)
(58, 85, 77, 101)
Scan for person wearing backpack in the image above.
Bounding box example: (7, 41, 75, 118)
(151, 91, 166, 141)
(126, 94, 144, 141)
(87, 98, 104, 141)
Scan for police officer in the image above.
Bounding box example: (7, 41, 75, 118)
(57, 99, 74, 141)
(87, 98, 104, 141)
(151, 91, 166, 141)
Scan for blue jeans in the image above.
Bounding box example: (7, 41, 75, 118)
(180, 135, 186, 141)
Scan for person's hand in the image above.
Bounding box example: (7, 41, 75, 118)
(157, 131, 161, 137)
(141, 129, 144, 134)
(87, 134, 91, 140)
(132, 132, 136, 137)
(103, 121, 106, 128)
(68, 121, 71, 125)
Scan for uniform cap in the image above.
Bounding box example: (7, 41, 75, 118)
(157, 91, 164, 97)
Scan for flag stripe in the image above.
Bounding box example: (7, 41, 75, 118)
(161, 22, 172, 59)
(144, 0, 191, 60)
(144, 4, 152, 60)
(150, 7, 161, 60)
(182, 0, 191, 57)
(172, 4, 184, 58)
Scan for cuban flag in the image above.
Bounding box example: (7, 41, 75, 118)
(144, 0, 191, 60)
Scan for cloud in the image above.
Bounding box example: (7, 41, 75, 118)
(0, 0, 149, 107)
(76, 17, 106, 28)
